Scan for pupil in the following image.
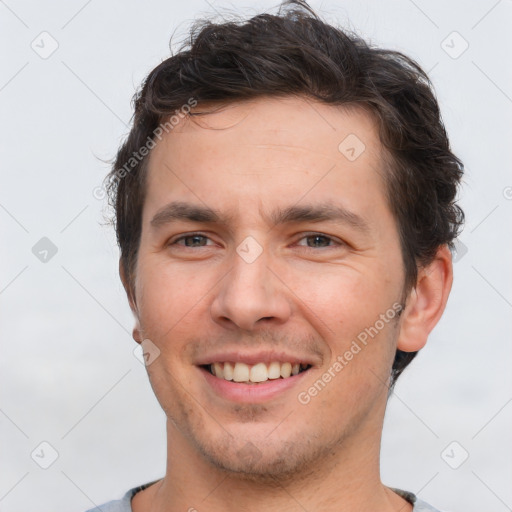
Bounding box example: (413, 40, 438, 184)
(308, 235, 329, 247)
(185, 235, 206, 247)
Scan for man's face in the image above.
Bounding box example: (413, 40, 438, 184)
(131, 96, 407, 478)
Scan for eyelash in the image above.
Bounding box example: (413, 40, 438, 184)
(169, 232, 343, 250)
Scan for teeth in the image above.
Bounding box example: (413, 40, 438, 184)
(213, 362, 224, 379)
(249, 362, 268, 383)
(233, 362, 250, 382)
(268, 361, 281, 379)
(280, 362, 292, 378)
(208, 361, 310, 384)
(223, 362, 234, 381)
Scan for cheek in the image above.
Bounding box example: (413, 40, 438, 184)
(286, 262, 402, 397)
(286, 261, 402, 337)
(135, 256, 212, 341)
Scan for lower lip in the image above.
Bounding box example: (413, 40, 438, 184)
(199, 366, 310, 403)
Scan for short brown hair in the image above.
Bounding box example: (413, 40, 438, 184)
(107, 0, 464, 386)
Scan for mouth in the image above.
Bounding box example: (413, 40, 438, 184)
(201, 361, 312, 384)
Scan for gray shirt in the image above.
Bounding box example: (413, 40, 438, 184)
(85, 483, 445, 511)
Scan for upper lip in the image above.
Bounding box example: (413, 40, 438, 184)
(195, 350, 320, 367)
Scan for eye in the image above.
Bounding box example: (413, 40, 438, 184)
(171, 233, 213, 247)
(296, 233, 340, 249)
(168, 232, 343, 251)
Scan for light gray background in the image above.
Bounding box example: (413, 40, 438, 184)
(1, 1, 511, 511)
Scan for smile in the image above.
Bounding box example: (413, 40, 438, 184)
(203, 361, 312, 384)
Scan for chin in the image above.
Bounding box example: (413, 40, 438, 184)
(190, 429, 334, 485)
(206, 449, 311, 484)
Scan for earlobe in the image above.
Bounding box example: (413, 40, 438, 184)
(132, 325, 143, 344)
(397, 245, 453, 353)
(119, 260, 143, 345)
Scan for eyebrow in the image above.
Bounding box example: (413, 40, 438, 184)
(268, 203, 370, 233)
(150, 201, 225, 227)
(150, 201, 370, 233)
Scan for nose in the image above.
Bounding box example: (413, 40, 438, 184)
(210, 247, 292, 331)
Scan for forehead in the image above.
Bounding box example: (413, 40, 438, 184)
(143, 96, 388, 223)
(163, 96, 381, 161)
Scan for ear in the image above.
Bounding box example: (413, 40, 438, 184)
(119, 259, 143, 345)
(397, 245, 453, 352)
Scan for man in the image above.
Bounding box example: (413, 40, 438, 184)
(89, 1, 464, 510)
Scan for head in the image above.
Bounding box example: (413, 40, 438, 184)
(108, 0, 463, 480)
